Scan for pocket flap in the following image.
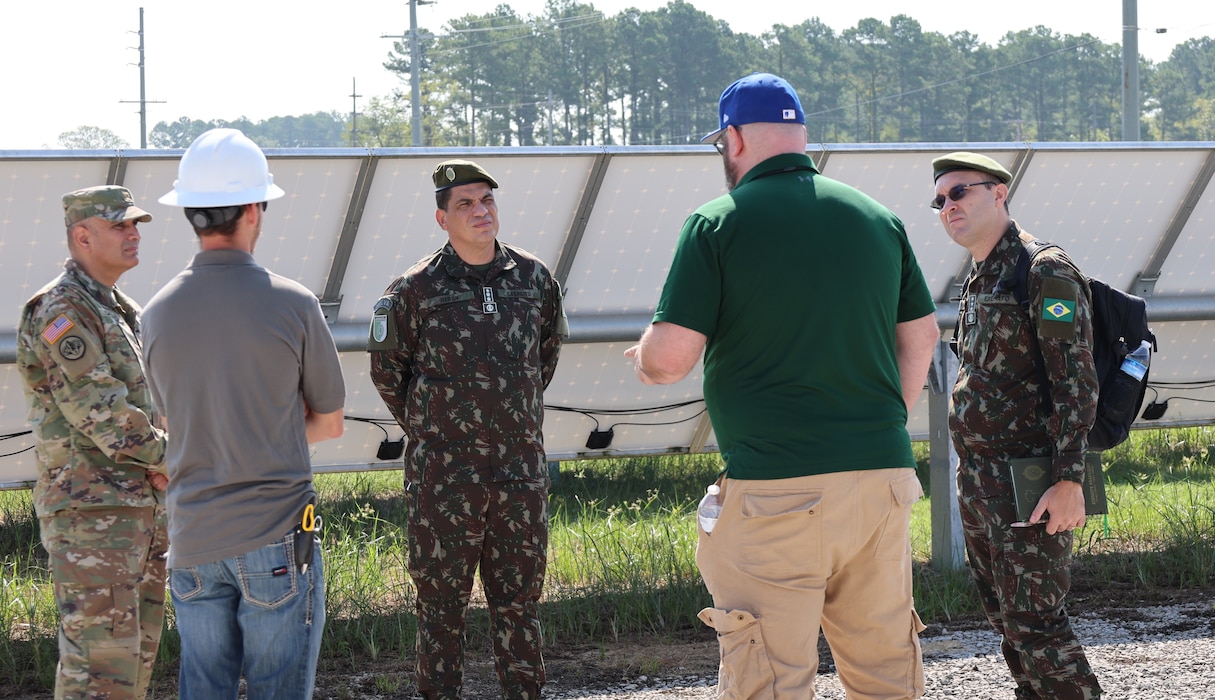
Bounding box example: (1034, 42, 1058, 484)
(698, 607, 759, 634)
(891, 473, 924, 507)
(740, 492, 822, 518)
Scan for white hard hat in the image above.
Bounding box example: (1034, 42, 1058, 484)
(159, 128, 286, 207)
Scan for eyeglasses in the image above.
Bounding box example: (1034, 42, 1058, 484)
(930, 181, 998, 210)
(711, 126, 734, 155)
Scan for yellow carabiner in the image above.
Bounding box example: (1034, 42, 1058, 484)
(301, 503, 317, 532)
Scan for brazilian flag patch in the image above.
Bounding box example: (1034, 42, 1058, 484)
(1042, 297, 1075, 322)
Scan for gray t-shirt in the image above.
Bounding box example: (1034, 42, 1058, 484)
(142, 249, 346, 568)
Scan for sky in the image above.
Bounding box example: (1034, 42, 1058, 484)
(3, 1, 1212, 149)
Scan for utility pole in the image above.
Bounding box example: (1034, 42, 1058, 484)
(381, 0, 433, 147)
(1122, 0, 1141, 140)
(119, 7, 165, 148)
(350, 78, 361, 146)
(547, 90, 555, 146)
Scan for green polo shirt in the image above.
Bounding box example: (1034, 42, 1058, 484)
(653, 153, 935, 479)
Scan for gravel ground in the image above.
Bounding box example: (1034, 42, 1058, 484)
(536, 598, 1215, 700)
(107, 593, 1210, 699)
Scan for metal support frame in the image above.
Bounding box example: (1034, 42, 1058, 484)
(107, 155, 128, 186)
(812, 145, 831, 172)
(1134, 150, 1215, 297)
(688, 413, 715, 453)
(552, 152, 612, 288)
(319, 154, 379, 323)
(928, 340, 965, 570)
(12, 297, 1215, 363)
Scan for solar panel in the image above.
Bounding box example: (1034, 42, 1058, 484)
(2, 143, 1213, 487)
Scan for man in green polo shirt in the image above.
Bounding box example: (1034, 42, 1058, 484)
(625, 72, 939, 699)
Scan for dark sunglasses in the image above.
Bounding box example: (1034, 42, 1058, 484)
(930, 181, 998, 210)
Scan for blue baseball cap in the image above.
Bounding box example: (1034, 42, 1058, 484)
(701, 73, 805, 142)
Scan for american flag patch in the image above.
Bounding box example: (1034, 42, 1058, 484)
(41, 315, 75, 344)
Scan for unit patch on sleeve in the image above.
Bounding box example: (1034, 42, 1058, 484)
(367, 296, 401, 351)
(58, 336, 86, 361)
(52, 332, 104, 381)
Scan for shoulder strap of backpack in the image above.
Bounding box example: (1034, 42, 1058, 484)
(1011, 238, 1061, 311)
(1013, 238, 1060, 413)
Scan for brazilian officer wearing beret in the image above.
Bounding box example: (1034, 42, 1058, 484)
(933, 151, 1102, 699)
(370, 159, 568, 700)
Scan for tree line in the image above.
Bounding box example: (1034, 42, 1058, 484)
(64, 1, 1215, 149)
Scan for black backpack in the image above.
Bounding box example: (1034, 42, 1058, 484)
(1011, 238, 1157, 451)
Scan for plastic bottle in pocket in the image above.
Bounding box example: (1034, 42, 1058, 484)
(697, 484, 722, 533)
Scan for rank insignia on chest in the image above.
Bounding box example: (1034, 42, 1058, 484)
(964, 294, 978, 326)
(481, 286, 498, 314)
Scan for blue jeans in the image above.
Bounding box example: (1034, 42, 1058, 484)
(170, 531, 325, 700)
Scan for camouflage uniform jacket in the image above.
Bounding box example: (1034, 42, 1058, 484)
(950, 222, 1097, 485)
(16, 259, 166, 517)
(369, 241, 567, 485)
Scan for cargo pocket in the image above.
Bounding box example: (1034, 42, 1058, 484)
(875, 473, 923, 561)
(56, 582, 141, 692)
(697, 608, 775, 700)
(56, 583, 120, 643)
(908, 608, 927, 696)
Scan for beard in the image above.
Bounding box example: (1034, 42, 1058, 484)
(723, 153, 743, 191)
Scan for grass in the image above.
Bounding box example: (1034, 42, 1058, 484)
(2, 428, 1214, 694)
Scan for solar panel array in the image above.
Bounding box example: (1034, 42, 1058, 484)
(2, 143, 1213, 487)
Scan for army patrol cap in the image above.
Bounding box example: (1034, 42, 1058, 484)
(932, 152, 1013, 184)
(432, 159, 499, 192)
(62, 186, 153, 227)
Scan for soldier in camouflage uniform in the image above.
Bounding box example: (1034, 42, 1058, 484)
(932, 152, 1102, 699)
(16, 186, 170, 700)
(369, 159, 567, 700)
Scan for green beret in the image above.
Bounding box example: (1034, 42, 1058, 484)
(931, 151, 1012, 184)
(432, 159, 499, 192)
(63, 185, 152, 227)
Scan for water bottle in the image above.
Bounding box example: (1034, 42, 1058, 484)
(697, 484, 722, 533)
(1119, 340, 1151, 382)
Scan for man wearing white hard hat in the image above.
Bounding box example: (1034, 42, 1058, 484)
(141, 128, 347, 699)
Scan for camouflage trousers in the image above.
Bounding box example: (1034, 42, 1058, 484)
(40, 505, 168, 700)
(406, 480, 547, 700)
(958, 470, 1101, 700)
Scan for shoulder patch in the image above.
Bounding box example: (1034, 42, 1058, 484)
(1038, 276, 1079, 340)
(368, 295, 401, 352)
(58, 335, 87, 361)
(53, 333, 104, 380)
(1041, 297, 1075, 322)
(41, 314, 75, 344)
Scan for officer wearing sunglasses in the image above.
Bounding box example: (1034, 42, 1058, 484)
(932, 151, 1102, 699)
